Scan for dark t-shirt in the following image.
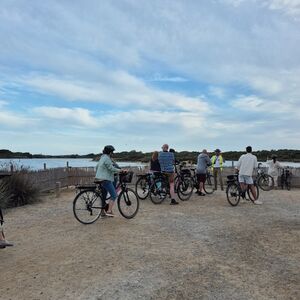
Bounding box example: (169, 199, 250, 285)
(150, 159, 161, 172)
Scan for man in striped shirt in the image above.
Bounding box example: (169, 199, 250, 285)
(158, 144, 179, 205)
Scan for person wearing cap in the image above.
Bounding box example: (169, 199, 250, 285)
(266, 154, 282, 188)
(95, 145, 124, 217)
(158, 144, 179, 205)
(211, 149, 224, 191)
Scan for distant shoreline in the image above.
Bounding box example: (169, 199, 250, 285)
(1, 149, 300, 163)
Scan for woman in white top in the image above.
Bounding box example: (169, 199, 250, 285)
(266, 155, 282, 187)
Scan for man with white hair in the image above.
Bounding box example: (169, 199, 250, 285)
(196, 149, 212, 196)
(158, 144, 178, 205)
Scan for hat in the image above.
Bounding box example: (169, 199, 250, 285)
(215, 149, 221, 153)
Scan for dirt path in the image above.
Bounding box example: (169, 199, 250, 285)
(0, 188, 299, 300)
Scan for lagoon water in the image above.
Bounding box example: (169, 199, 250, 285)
(0, 158, 299, 171)
(0, 158, 147, 171)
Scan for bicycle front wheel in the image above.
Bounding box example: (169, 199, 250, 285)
(135, 176, 150, 200)
(247, 184, 259, 202)
(204, 175, 214, 194)
(149, 178, 167, 204)
(73, 190, 103, 224)
(258, 174, 274, 191)
(226, 183, 240, 206)
(177, 178, 194, 201)
(118, 188, 139, 219)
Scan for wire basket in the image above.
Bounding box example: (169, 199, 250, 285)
(119, 171, 134, 183)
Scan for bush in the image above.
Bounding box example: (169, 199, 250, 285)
(0, 171, 40, 208)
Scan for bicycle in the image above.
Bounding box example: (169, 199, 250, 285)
(190, 168, 215, 194)
(280, 168, 291, 190)
(135, 173, 154, 200)
(73, 171, 139, 224)
(226, 174, 259, 206)
(149, 170, 193, 204)
(256, 163, 274, 191)
(173, 163, 194, 200)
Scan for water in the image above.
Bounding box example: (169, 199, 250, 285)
(0, 158, 299, 171)
(0, 158, 147, 171)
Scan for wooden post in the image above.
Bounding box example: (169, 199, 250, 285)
(67, 161, 69, 168)
(44, 163, 47, 170)
(231, 161, 234, 168)
(55, 181, 61, 198)
(10, 164, 13, 173)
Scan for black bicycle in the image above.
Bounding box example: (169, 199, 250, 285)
(149, 170, 193, 204)
(226, 174, 259, 206)
(73, 171, 139, 224)
(135, 173, 153, 200)
(280, 168, 291, 190)
(256, 163, 274, 191)
(190, 168, 214, 194)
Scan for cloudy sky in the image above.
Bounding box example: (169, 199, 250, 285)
(1, 0, 300, 154)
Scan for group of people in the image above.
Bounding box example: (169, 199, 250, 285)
(95, 144, 272, 212)
(0, 144, 284, 249)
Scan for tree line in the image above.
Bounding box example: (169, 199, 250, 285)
(1, 149, 300, 162)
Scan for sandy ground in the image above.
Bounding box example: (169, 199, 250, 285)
(0, 187, 299, 300)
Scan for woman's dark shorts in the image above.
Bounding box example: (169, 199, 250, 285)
(196, 173, 207, 183)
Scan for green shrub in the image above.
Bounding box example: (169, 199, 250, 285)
(0, 171, 40, 208)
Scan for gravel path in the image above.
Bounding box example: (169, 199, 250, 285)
(0, 187, 299, 300)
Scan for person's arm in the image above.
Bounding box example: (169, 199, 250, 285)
(206, 156, 212, 166)
(236, 156, 242, 170)
(103, 156, 122, 173)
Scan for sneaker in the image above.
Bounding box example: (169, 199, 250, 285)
(170, 199, 179, 205)
(253, 200, 263, 205)
(0, 240, 14, 247)
(199, 192, 206, 196)
(105, 211, 115, 217)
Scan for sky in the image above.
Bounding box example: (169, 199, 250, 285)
(0, 0, 300, 155)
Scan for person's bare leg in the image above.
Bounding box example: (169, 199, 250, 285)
(249, 184, 257, 201)
(200, 182, 205, 194)
(107, 200, 115, 214)
(169, 174, 176, 199)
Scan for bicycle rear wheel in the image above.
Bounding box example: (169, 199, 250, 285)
(226, 182, 240, 206)
(118, 188, 139, 219)
(73, 190, 103, 224)
(135, 176, 150, 200)
(258, 174, 274, 191)
(204, 175, 214, 194)
(177, 178, 194, 201)
(149, 178, 167, 204)
(247, 184, 259, 202)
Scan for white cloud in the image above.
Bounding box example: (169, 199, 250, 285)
(22, 73, 211, 114)
(265, 0, 300, 18)
(33, 106, 98, 127)
(0, 110, 33, 127)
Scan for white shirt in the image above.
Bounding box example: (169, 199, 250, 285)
(214, 156, 220, 167)
(236, 153, 258, 176)
(267, 160, 282, 176)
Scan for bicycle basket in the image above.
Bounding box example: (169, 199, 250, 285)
(227, 175, 236, 181)
(180, 169, 191, 176)
(119, 171, 134, 183)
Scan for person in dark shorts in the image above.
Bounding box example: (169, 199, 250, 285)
(196, 149, 212, 196)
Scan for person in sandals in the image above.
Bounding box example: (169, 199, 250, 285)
(95, 145, 125, 217)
